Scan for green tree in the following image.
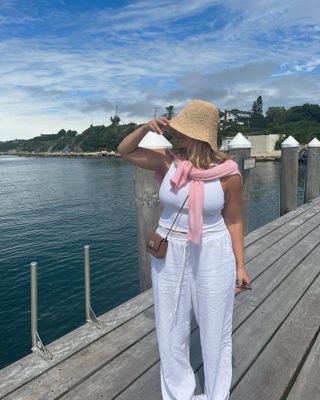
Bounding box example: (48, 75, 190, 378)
(165, 105, 175, 120)
(56, 129, 67, 138)
(266, 106, 287, 124)
(256, 96, 263, 115)
(110, 115, 121, 125)
(66, 130, 77, 138)
(286, 103, 320, 122)
(251, 96, 266, 128)
(251, 100, 258, 115)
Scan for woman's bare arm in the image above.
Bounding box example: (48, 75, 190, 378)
(221, 174, 252, 292)
(221, 174, 246, 271)
(117, 118, 171, 173)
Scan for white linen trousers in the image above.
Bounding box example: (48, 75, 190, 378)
(151, 224, 237, 400)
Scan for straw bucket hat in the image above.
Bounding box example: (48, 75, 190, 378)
(168, 99, 220, 151)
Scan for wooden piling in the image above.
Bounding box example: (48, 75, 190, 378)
(280, 136, 299, 216)
(133, 166, 162, 292)
(228, 133, 253, 236)
(304, 139, 320, 203)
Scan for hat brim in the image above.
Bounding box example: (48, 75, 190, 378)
(168, 120, 218, 151)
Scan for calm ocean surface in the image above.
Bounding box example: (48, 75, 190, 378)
(0, 155, 306, 369)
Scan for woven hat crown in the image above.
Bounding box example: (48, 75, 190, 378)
(169, 99, 219, 150)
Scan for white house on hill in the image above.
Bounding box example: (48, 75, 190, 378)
(220, 109, 251, 126)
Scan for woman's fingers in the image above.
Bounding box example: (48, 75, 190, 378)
(149, 118, 169, 135)
(149, 120, 163, 134)
(236, 278, 251, 286)
(235, 278, 252, 293)
(158, 118, 170, 128)
(160, 117, 170, 124)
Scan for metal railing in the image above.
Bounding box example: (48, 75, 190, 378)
(30, 244, 100, 360)
(84, 245, 100, 327)
(30, 262, 52, 360)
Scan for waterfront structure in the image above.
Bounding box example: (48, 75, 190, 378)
(247, 133, 282, 153)
(219, 133, 281, 154)
(1, 196, 319, 399)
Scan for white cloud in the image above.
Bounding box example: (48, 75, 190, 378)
(0, 0, 319, 140)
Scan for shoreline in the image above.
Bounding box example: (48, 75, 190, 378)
(0, 151, 122, 158)
(251, 150, 281, 161)
(1, 150, 282, 161)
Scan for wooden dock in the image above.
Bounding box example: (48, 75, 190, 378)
(1, 196, 320, 400)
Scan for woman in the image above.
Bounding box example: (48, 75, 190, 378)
(117, 99, 251, 400)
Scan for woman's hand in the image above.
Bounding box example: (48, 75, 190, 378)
(117, 117, 172, 172)
(145, 117, 170, 135)
(235, 267, 252, 294)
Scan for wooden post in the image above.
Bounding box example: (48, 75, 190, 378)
(133, 167, 162, 292)
(228, 132, 253, 236)
(280, 136, 299, 216)
(132, 132, 172, 292)
(304, 138, 320, 203)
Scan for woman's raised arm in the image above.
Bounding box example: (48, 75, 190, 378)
(117, 117, 171, 173)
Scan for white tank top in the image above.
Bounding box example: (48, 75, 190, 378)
(158, 161, 227, 233)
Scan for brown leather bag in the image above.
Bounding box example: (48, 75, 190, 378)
(146, 232, 168, 258)
(146, 195, 189, 259)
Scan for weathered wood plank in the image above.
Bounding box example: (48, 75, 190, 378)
(234, 213, 320, 315)
(245, 201, 320, 271)
(2, 197, 320, 400)
(244, 196, 320, 246)
(230, 273, 320, 400)
(286, 330, 320, 400)
(2, 309, 156, 400)
(65, 209, 319, 398)
(2, 312, 200, 400)
(113, 324, 204, 400)
(113, 347, 204, 400)
(231, 242, 320, 387)
(0, 289, 153, 398)
(113, 232, 320, 400)
(244, 201, 320, 260)
(59, 325, 203, 400)
(114, 362, 163, 400)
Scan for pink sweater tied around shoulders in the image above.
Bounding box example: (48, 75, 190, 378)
(156, 157, 243, 244)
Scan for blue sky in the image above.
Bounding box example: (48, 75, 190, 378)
(0, 0, 319, 140)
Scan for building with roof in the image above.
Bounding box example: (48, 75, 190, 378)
(220, 109, 252, 127)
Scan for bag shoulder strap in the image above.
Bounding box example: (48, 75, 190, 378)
(165, 195, 189, 239)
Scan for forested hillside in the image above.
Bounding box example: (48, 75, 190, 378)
(1, 102, 320, 152)
(0, 123, 138, 153)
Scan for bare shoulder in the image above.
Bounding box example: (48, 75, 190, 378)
(157, 149, 176, 174)
(220, 174, 242, 194)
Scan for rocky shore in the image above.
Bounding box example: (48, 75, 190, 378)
(3, 150, 122, 158)
(2, 149, 282, 161)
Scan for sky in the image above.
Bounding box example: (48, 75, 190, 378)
(0, 0, 319, 141)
